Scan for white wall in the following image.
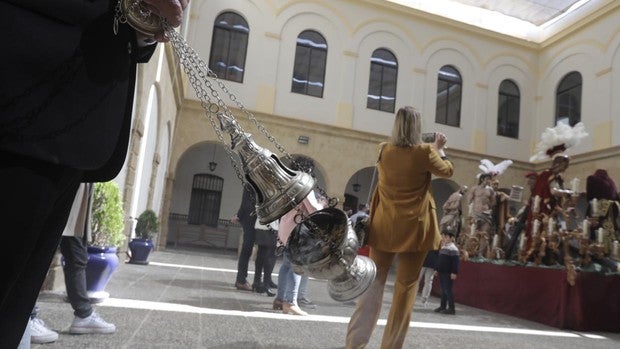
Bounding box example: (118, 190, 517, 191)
(146, 1, 620, 246)
(182, 1, 619, 162)
(152, 122, 171, 217)
(131, 85, 158, 223)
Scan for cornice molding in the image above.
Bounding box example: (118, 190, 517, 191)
(182, 98, 388, 144)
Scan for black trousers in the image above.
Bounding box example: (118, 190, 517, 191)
(0, 152, 81, 348)
(253, 230, 277, 285)
(439, 272, 455, 310)
(236, 222, 256, 284)
(60, 236, 93, 319)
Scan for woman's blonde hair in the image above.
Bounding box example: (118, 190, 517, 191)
(391, 106, 421, 146)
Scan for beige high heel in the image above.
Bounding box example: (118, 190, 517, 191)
(282, 302, 308, 316)
(273, 298, 283, 310)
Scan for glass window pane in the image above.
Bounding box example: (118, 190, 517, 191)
(307, 50, 326, 97)
(367, 49, 397, 112)
(446, 84, 461, 126)
(439, 66, 461, 83)
(559, 72, 582, 91)
(292, 46, 311, 94)
(226, 32, 247, 82)
(555, 72, 582, 126)
(209, 28, 230, 78)
(568, 91, 581, 126)
(291, 30, 327, 97)
(436, 65, 461, 126)
(500, 80, 519, 96)
(299, 30, 326, 48)
(435, 80, 448, 124)
(381, 67, 397, 112)
(209, 12, 249, 83)
(367, 64, 382, 109)
(498, 80, 520, 138)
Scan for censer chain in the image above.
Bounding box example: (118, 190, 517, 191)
(161, 21, 337, 216)
(166, 26, 334, 206)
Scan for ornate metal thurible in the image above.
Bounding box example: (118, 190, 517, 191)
(217, 113, 314, 224)
(286, 208, 376, 302)
(117, 2, 377, 298)
(118, 0, 162, 36)
(116, 0, 316, 225)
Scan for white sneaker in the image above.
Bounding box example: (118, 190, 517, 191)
(30, 318, 59, 344)
(69, 312, 116, 334)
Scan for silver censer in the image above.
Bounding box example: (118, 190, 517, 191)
(287, 208, 376, 302)
(118, 0, 376, 300)
(217, 113, 314, 225)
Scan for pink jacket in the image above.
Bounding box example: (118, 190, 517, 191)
(278, 190, 324, 245)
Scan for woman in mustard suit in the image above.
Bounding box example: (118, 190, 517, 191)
(346, 106, 453, 349)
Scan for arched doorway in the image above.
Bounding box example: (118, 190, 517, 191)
(431, 178, 461, 220)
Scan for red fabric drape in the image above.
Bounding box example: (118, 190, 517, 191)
(433, 261, 620, 332)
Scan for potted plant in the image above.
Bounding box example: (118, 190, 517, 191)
(86, 181, 126, 302)
(128, 209, 159, 265)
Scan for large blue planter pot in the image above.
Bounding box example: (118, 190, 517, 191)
(128, 238, 154, 265)
(86, 246, 119, 302)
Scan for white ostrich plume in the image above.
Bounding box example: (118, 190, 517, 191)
(478, 159, 513, 177)
(530, 122, 588, 162)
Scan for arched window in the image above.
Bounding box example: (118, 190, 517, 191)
(188, 174, 223, 227)
(208, 12, 249, 83)
(435, 65, 462, 127)
(367, 48, 397, 113)
(497, 79, 520, 138)
(555, 71, 582, 126)
(291, 30, 327, 97)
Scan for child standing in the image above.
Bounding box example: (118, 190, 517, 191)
(434, 232, 459, 315)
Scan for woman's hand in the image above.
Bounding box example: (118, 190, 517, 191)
(433, 132, 447, 150)
(433, 132, 448, 158)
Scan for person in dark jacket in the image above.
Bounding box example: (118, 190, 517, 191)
(0, 1, 187, 347)
(417, 250, 438, 307)
(434, 232, 459, 315)
(232, 187, 258, 291)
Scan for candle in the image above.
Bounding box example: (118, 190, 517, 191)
(547, 218, 554, 234)
(582, 220, 590, 239)
(470, 223, 476, 236)
(597, 228, 604, 244)
(591, 198, 598, 217)
(613, 241, 619, 259)
(519, 234, 526, 250)
(532, 219, 540, 236)
(492, 234, 499, 249)
(533, 195, 540, 214)
(571, 178, 580, 194)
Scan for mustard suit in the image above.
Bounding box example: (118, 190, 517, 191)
(346, 142, 454, 349)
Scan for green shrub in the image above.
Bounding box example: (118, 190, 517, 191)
(135, 209, 160, 239)
(90, 181, 126, 248)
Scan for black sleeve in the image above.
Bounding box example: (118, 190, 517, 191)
(451, 254, 460, 274)
(237, 189, 255, 221)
